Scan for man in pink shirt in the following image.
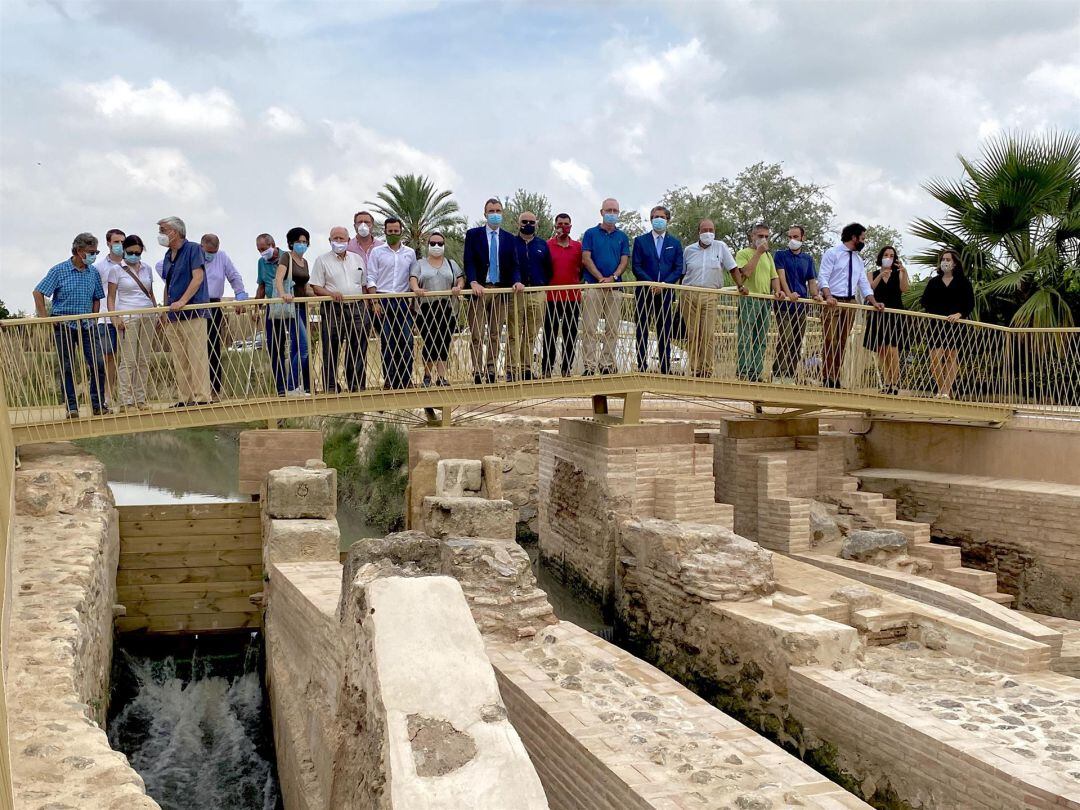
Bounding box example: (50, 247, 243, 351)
(346, 210, 385, 266)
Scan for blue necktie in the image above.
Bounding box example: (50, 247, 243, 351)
(487, 231, 499, 284)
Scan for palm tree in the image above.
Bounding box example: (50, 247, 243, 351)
(366, 174, 466, 255)
(910, 131, 1080, 328)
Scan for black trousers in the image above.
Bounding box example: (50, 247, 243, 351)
(542, 299, 580, 376)
(321, 301, 367, 392)
(634, 286, 674, 373)
(207, 301, 224, 395)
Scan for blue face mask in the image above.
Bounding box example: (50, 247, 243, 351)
(204, 251, 217, 263)
(111, 243, 124, 256)
(486, 212, 503, 227)
(651, 217, 668, 232)
(603, 213, 619, 226)
(84, 252, 99, 266)
(124, 253, 141, 264)
(292, 243, 308, 255)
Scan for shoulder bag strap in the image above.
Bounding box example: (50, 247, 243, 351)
(122, 265, 157, 306)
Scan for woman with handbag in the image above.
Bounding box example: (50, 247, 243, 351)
(107, 235, 157, 410)
(271, 227, 313, 396)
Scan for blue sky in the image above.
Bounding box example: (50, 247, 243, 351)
(2, 0, 1078, 311)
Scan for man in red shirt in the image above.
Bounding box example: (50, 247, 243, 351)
(543, 212, 583, 377)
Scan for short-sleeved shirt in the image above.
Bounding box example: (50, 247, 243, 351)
(581, 225, 630, 282)
(35, 259, 104, 323)
(161, 239, 209, 320)
(734, 248, 779, 296)
(309, 250, 367, 297)
(773, 249, 816, 299)
(108, 261, 156, 311)
(94, 255, 125, 318)
(683, 241, 737, 289)
(546, 237, 583, 302)
(257, 256, 278, 290)
(410, 257, 462, 292)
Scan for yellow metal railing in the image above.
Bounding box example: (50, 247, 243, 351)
(1, 282, 1076, 442)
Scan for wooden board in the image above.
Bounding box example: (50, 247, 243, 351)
(117, 564, 262, 585)
(115, 612, 262, 635)
(120, 533, 262, 554)
(118, 502, 260, 521)
(119, 518, 261, 537)
(119, 548, 262, 570)
(238, 429, 324, 495)
(117, 580, 263, 601)
(121, 595, 260, 617)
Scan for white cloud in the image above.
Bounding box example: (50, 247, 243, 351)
(264, 106, 305, 135)
(550, 159, 595, 195)
(1025, 61, 1080, 101)
(94, 148, 216, 203)
(71, 77, 243, 133)
(611, 38, 723, 103)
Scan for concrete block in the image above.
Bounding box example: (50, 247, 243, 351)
(409, 451, 440, 530)
(423, 497, 516, 540)
(266, 461, 337, 519)
(481, 455, 504, 500)
(265, 518, 340, 566)
(436, 459, 483, 497)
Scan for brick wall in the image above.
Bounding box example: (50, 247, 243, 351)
(856, 469, 1080, 620)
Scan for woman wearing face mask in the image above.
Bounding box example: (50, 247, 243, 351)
(409, 231, 464, 387)
(862, 245, 909, 395)
(920, 248, 974, 399)
(106, 235, 157, 410)
(272, 227, 313, 395)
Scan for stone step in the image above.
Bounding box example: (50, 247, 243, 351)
(984, 592, 1016, 607)
(939, 566, 1000, 595)
(909, 543, 962, 569)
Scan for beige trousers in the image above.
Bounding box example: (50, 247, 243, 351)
(581, 285, 622, 372)
(469, 294, 507, 375)
(167, 317, 211, 403)
(507, 291, 545, 376)
(117, 314, 155, 405)
(681, 290, 718, 375)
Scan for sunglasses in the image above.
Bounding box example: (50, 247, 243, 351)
(428, 241, 445, 246)
(520, 220, 537, 226)
(128, 251, 143, 257)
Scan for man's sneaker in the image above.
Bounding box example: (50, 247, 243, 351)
(92, 406, 110, 416)
(66, 410, 79, 419)
(486, 372, 496, 384)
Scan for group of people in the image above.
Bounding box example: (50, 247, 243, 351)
(31, 197, 977, 417)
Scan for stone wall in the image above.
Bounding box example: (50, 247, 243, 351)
(856, 468, 1080, 619)
(8, 443, 159, 809)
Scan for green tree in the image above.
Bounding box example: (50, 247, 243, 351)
(617, 210, 646, 240)
(367, 174, 466, 256)
(660, 162, 835, 257)
(910, 131, 1080, 327)
(860, 225, 905, 270)
(0, 299, 9, 319)
(500, 189, 555, 239)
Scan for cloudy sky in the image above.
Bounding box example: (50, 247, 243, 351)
(2, 0, 1078, 312)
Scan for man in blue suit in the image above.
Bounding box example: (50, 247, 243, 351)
(464, 197, 523, 384)
(631, 205, 684, 373)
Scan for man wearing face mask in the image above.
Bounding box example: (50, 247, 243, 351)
(631, 205, 683, 374)
(733, 223, 786, 382)
(771, 225, 818, 383)
(818, 222, 884, 389)
(681, 219, 736, 377)
(543, 213, 583, 378)
(347, 210, 385, 266)
(311, 226, 368, 393)
(367, 217, 417, 389)
(254, 233, 306, 396)
(158, 215, 212, 407)
(199, 233, 249, 402)
(463, 198, 522, 384)
(34, 232, 108, 417)
(93, 227, 126, 407)
(580, 198, 629, 374)
(508, 210, 552, 381)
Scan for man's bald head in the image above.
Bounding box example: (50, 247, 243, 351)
(329, 226, 349, 241)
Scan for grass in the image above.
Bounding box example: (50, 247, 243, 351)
(324, 419, 408, 534)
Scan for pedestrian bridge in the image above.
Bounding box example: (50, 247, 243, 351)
(1, 282, 1077, 445)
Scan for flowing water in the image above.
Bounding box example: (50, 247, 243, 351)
(108, 633, 282, 810)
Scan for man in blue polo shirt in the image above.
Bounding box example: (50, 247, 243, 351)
(33, 232, 108, 417)
(580, 197, 630, 374)
(772, 224, 819, 382)
(158, 215, 211, 406)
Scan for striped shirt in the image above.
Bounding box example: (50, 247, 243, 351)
(35, 259, 104, 325)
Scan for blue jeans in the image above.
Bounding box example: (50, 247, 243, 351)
(265, 312, 309, 395)
(380, 298, 414, 389)
(54, 324, 105, 413)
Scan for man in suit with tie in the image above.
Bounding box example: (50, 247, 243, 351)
(464, 198, 523, 384)
(631, 205, 684, 373)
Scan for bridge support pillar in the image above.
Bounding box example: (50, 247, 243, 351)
(622, 391, 642, 425)
(591, 394, 608, 417)
(441, 406, 453, 427)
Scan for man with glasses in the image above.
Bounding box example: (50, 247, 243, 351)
(310, 225, 368, 392)
(34, 232, 109, 417)
(581, 197, 629, 374)
(733, 223, 786, 382)
(509, 210, 552, 380)
(463, 198, 522, 384)
(199, 233, 249, 402)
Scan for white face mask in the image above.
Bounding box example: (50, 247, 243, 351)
(428, 244, 445, 258)
(356, 223, 371, 238)
(757, 237, 770, 248)
(788, 239, 803, 251)
(698, 232, 715, 247)
(157, 233, 170, 247)
(941, 260, 954, 272)
(881, 257, 893, 268)
(331, 240, 348, 254)
(260, 247, 275, 261)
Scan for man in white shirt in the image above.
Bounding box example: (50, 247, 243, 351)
(366, 217, 417, 389)
(680, 219, 736, 377)
(310, 226, 369, 392)
(200, 233, 249, 401)
(93, 227, 126, 404)
(818, 222, 884, 388)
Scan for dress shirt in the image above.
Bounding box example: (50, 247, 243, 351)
(310, 250, 367, 296)
(366, 243, 417, 293)
(654, 232, 665, 258)
(819, 245, 872, 300)
(682, 241, 736, 289)
(346, 235, 385, 265)
(487, 226, 501, 283)
(203, 250, 249, 300)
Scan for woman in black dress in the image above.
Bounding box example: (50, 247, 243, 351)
(920, 248, 975, 399)
(863, 245, 908, 395)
